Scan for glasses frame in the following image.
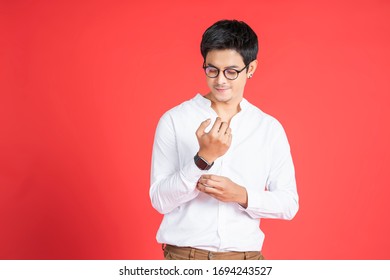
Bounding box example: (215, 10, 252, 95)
(202, 63, 250, 80)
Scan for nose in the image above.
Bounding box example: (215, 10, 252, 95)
(216, 71, 228, 84)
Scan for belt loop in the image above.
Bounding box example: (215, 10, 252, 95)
(244, 251, 247, 260)
(189, 248, 195, 260)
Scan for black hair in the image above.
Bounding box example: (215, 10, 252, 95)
(200, 19, 258, 66)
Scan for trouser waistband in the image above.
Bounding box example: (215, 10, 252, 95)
(163, 244, 264, 260)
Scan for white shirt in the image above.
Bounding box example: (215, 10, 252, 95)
(150, 94, 299, 252)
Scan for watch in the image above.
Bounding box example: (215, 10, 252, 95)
(194, 153, 214, 170)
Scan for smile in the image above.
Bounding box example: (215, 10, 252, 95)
(215, 87, 230, 92)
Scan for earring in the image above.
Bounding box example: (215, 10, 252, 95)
(248, 73, 253, 79)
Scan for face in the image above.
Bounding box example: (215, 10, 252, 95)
(204, 49, 257, 106)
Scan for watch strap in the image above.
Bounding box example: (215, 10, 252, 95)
(194, 153, 214, 170)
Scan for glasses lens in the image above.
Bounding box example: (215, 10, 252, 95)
(205, 67, 219, 78)
(224, 69, 239, 80)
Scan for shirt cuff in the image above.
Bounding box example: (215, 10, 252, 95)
(237, 187, 262, 214)
(180, 157, 209, 188)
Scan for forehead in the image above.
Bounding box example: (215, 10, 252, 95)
(205, 49, 245, 67)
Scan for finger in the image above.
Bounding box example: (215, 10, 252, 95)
(227, 132, 233, 145)
(199, 179, 224, 191)
(197, 182, 216, 192)
(198, 178, 214, 188)
(195, 119, 211, 137)
(209, 117, 222, 134)
(197, 182, 206, 192)
(218, 122, 229, 135)
(198, 178, 211, 186)
(202, 186, 222, 195)
(223, 127, 232, 138)
(201, 174, 222, 182)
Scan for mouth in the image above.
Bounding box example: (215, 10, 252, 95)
(214, 87, 230, 93)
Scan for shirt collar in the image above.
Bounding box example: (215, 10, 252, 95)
(193, 93, 249, 112)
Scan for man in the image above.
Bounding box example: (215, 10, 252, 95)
(150, 19, 299, 260)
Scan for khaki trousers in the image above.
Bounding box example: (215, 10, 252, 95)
(163, 244, 265, 260)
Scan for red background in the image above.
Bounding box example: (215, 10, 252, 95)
(1, 0, 390, 259)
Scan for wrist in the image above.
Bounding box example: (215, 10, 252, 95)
(197, 151, 216, 164)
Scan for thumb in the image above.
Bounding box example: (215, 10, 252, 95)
(195, 119, 211, 137)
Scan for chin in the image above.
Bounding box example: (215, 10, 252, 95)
(211, 91, 232, 102)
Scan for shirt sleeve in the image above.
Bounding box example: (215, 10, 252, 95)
(240, 121, 299, 220)
(149, 113, 207, 214)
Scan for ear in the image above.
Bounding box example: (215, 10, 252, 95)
(247, 59, 258, 79)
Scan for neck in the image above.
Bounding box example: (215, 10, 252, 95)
(204, 93, 242, 122)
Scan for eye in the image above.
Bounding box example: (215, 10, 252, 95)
(225, 69, 238, 76)
(224, 69, 238, 79)
(205, 67, 218, 76)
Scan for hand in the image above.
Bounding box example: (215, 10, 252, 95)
(197, 175, 248, 208)
(195, 117, 232, 163)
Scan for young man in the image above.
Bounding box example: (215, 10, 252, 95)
(150, 20, 299, 260)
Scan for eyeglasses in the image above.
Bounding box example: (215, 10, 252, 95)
(203, 63, 249, 80)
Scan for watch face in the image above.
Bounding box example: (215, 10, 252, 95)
(196, 157, 208, 170)
(194, 154, 210, 170)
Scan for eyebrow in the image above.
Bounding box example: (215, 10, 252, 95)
(206, 63, 241, 69)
